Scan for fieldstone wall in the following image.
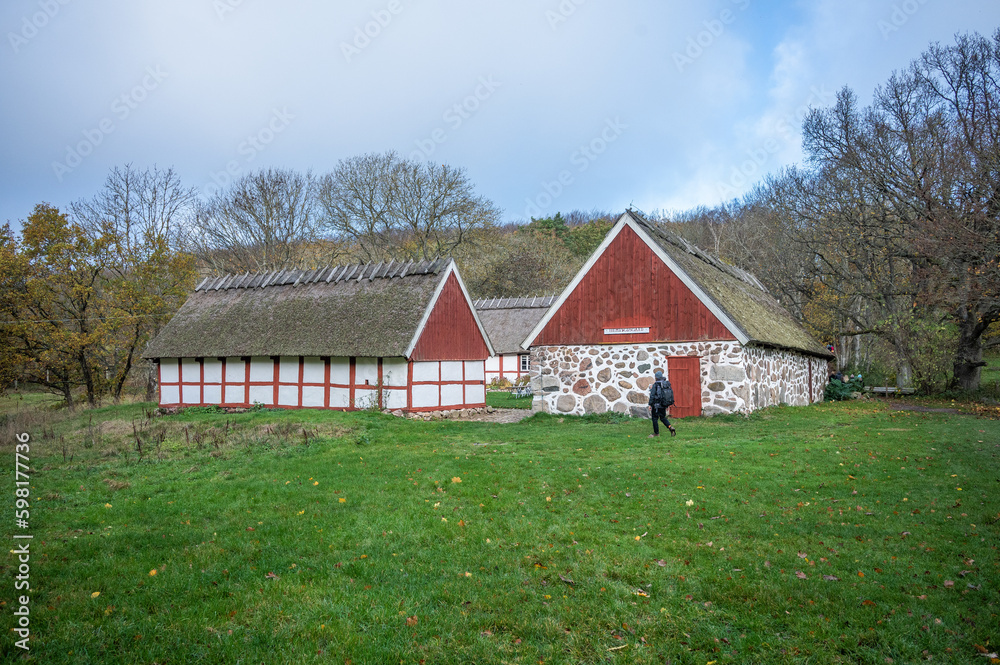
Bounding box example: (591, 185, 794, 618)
(743, 346, 828, 410)
(530, 342, 827, 417)
(529, 341, 746, 417)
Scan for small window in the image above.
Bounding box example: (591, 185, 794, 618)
(519, 354, 529, 372)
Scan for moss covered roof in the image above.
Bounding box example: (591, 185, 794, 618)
(142, 260, 450, 360)
(627, 212, 832, 358)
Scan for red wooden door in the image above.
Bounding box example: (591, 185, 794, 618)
(667, 357, 701, 418)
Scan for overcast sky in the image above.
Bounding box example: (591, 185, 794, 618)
(2, 0, 998, 232)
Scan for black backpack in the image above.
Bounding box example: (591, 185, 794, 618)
(652, 380, 675, 408)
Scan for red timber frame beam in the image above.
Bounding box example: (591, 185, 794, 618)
(156, 356, 410, 411)
(409, 360, 486, 412)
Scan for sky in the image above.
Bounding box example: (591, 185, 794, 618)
(2, 0, 998, 232)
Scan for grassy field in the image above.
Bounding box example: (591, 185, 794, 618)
(1, 394, 998, 664)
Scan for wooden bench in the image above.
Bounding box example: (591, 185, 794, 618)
(867, 386, 915, 396)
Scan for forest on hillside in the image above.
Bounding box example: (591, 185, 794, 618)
(1, 31, 998, 404)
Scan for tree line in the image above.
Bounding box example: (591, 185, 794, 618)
(664, 30, 1000, 393)
(1, 31, 997, 404)
(0, 155, 611, 407)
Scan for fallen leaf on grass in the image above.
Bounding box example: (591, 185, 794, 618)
(798, 552, 808, 559)
(406, 616, 418, 626)
(862, 600, 876, 606)
(656, 559, 667, 567)
(795, 571, 807, 579)
(265, 572, 279, 580)
(633, 589, 648, 597)
(944, 580, 955, 588)
(558, 574, 575, 585)
(823, 575, 839, 581)
(959, 570, 973, 577)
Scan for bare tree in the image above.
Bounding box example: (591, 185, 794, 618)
(318, 151, 502, 261)
(71, 165, 198, 401)
(802, 30, 1000, 390)
(190, 168, 322, 273)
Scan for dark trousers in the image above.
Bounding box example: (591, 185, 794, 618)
(651, 406, 671, 435)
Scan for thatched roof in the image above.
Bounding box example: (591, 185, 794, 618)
(143, 259, 455, 359)
(474, 296, 557, 355)
(625, 211, 832, 358)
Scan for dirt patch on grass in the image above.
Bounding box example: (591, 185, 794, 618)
(454, 408, 534, 424)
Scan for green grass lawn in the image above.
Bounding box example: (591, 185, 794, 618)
(486, 389, 533, 410)
(2, 397, 998, 664)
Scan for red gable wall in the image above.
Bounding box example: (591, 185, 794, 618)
(410, 272, 490, 361)
(534, 225, 736, 345)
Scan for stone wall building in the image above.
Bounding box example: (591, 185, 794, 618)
(522, 211, 833, 417)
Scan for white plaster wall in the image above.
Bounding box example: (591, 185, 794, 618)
(302, 386, 324, 407)
(160, 359, 179, 383)
(182, 358, 200, 383)
(412, 362, 439, 382)
(250, 357, 274, 382)
(278, 385, 299, 406)
(203, 385, 222, 405)
(411, 384, 439, 408)
(355, 358, 378, 386)
(329, 387, 350, 408)
(224, 385, 245, 404)
(248, 385, 273, 405)
(330, 358, 350, 384)
(384, 388, 408, 410)
(279, 357, 299, 383)
(161, 385, 180, 404)
(441, 384, 464, 406)
(203, 359, 222, 384)
(464, 361, 485, 382)
(383, 358, 408, 386)
(441, 361, 464, 382)
(303, 357, 325, 383)
(182, 384, 201, 405)
(466, 384, 486, 405)
(225, 359, 245, 383)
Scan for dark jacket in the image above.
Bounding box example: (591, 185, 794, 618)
(648, 379, 672, 408)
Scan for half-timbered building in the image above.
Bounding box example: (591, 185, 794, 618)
(142, 259, 494, 412)
(474, 296, 557, 384)
(521, 211, 833, 417)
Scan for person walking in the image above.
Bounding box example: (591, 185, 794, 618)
(647, 370, 676, 437)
